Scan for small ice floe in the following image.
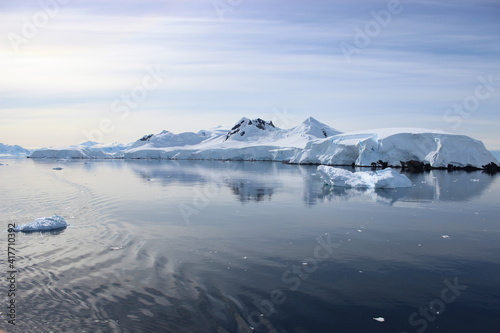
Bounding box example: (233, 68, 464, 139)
(53, 167, 63, 170)
(316, 166, 412, 188)
(109, 246, 124, 251)
(470, 179, 480, 182)
(441, 235, 450, 239)
(373, 317, 385, 322)
(14, 215, 68, 232)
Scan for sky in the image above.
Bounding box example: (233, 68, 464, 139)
(1, 0, 499, 149)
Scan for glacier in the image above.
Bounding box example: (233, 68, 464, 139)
(27, 117, 498, 169)
(289, 128, 497, 168)
(14, 215, 68, 232)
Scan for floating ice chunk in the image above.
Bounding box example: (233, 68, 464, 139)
(441, 235, 450, 239)
(316, 166, 412, 189)
(14, 215, 68, 232)
(373, 317, 385, 322)
(53, 167, 63, 170)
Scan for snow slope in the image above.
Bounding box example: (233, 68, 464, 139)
(286, 117, 342, 140)
(224, 118, 279, 142)
(0, 143, 31, 158)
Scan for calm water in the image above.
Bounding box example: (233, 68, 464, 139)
(1, 159, 499, 333)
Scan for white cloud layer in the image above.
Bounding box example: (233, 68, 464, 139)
(0, 0, 499, 148)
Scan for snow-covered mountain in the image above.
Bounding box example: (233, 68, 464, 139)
(224, 118, 279, 142)
(0, 143, 31, 158)
(286, 116, 341, 140)
(125, 117, 337, 154)
(123, 117, 340, 159)
(130, 127, 228, 150)
(222, 116, 341, 144)
(27, 117, 499, 168)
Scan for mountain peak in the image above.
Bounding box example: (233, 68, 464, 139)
(79, 141, 101, 147)
(303, 116, 321, 124)
(288, 117, 342, 139)
(224, 118, 277, 141)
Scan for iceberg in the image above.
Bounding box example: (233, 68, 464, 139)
(14, 215, 68, 232)
(316, 166, 413, 188)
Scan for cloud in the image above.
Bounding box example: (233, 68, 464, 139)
(0, 0, 498, 148)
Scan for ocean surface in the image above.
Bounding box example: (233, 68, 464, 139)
(1, 158, 499, 333)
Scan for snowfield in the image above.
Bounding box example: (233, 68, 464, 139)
(27, 117, 498, 168)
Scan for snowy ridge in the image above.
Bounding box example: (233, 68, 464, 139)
(129, 127, 228, 150)
(224, 118, 278, 142)
(123, 117, 337, 160)
(27, 117, 499, 168)
(286, 117, 341, 140)
(0, 143, 31, 158)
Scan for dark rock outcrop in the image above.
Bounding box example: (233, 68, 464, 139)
(483, 162, 500, 174)
(406, 160, 424, 173)
(140, 134, 154, 142)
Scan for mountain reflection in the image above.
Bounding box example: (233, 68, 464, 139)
(122, 160, 495, 205)
(227, 180, 274, 202)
